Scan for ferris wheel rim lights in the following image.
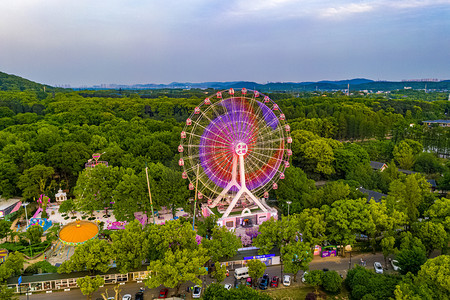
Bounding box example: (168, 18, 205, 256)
(179, 88, 292, 203)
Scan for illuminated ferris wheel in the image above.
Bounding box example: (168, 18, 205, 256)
(178, 88, 292, 218)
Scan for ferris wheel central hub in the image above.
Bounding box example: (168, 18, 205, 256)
(235, 142, 248, 156)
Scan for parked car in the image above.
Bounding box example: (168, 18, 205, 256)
(391, 259, 400, 271)
(283, 274, 291, 286)
(301, 271, 308, 283)
(246, 277, 252, 286)
(224, 283, 232, 290)
(122, 295, 132, 300)
(192, 285, 202, 298)
(270, 276, 279, 287)
(158, 288, 168, 298)
(135, 291, 144, 300)
(259, 274, 269, 290)
(374, 262, 383, 274)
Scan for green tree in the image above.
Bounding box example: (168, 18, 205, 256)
(0, 158, 19, 198)
(144, 248, 208, 294)
(389, 174, 432, 227)
(2, 251, 24, 277)
(74, 164, 124, 214)
(111, 220, 148, 274)
(396, 246, 427, 275)
(274, 166, 317, 214)
(414, 152, 444, 174)
(26, 225, 44, 244)
(297, 208, 327, 248)
(393, 139, 422, 170)
(211, 262, 227, 283)
(325, 198, 372, 255)
(416, 221, 447, 256)
(112, 171, 148, 222)
(322, 270, 343, 293)
(300, 139, 339, 177)
(58, 198, 75, 214)
(425, 197, 450, 233)
(0, 284, 17, 300)
(281, 241, 313, 282)
(196, 215, 218, 238)
(381, 236, 396, 268)
(203, 283, 271, 300)
(77, 275, 105, 300)
(145, 220, 198, 260)
(58, 239, 113, 275)
(246, 259, 266, 286)
(334, 143, 370, 178)
(304, 269, 323, 295)
(203, 225, 242, 262)
(158, 167, 190, 218)
(17, 164, 55, 200)
(416, 255, 450, 298)
(0, 220, 12, 241)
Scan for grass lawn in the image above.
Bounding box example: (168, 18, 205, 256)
(264, 285, 350, 300)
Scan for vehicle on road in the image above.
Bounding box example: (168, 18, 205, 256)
(234, 267, 249, 279)
(283, 274, 291, 286)
(158, 288, 168, 298)
(374, 262, 383, 274)
(391, 259, 400, 271)
(259, 274, 269, 290)
(135, 291, 144, 300)
(246, 277, 252, 286)
(192, 285, 202, 298)
(224, 283, 232, 290)
(122, 294, 132, 300)
(301, 271, 308, 283)
(270, 276, 279, 287)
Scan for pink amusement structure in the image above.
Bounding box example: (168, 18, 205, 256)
(179, 88, 292, 229)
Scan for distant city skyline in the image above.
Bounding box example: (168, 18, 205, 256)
(1, 0, 449, 87)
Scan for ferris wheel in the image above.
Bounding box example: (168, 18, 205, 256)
(179, 88, 292, 219)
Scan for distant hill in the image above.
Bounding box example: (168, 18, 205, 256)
(0, 71, 56, 92)
(2, 70, 449, 92)
(99, 78, 450, 92)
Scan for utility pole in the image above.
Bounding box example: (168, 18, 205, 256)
(192, 164, 200, 231)
(145, 163, 156, 225)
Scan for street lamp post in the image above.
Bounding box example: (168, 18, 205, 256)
(22, 203, 29, 228)
(286, 201, 292, 221)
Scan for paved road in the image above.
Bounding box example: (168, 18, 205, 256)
(18, 252, 392, 300)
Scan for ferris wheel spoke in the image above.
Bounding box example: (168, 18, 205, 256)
(206, 101, 237, 140)
(245, 151, 284, 172)
(191, 119, 234, 145)
(186, 131, 230, 147)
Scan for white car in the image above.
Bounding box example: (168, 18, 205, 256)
(122, 295, 132, 300)
(224, 283, 232, 290)
(391, 259, 400, 271)
(283, 274, 291, 286)
(192, 285, 202, 298)
(374, 262, 383, 274)
(301, 271, 308, 283)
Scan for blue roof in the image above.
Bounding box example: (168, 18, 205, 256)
(423, 120, 450, 124)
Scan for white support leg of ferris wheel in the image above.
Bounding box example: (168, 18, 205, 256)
(209, 155, 240, 208)
(221, 149, 268, 219)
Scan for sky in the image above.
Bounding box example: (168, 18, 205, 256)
(0, 0, 449, 87)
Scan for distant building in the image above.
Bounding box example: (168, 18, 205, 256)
(422, 120, 450, 127)
(370, 161, 388, 172)
(0, 198, 22, 220)
(55, 189, 67, 204)
(358, 188, 387, 203)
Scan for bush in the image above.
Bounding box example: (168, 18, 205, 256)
(322, 270, 342, 293)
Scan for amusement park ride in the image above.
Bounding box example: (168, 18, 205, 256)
(179, 88, 292, 229)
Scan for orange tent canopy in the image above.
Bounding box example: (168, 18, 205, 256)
(59, 220, 99, 246)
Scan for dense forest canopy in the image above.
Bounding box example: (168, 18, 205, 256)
(0, 71, 450, 219)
